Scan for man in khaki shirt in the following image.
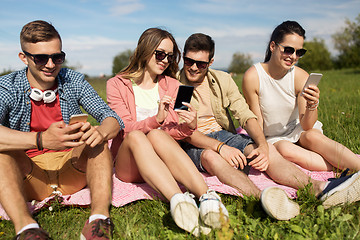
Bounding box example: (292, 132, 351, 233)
(177, 33, 360, 220)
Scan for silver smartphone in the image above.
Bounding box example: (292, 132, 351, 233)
(69, 113, 88, 125)
(301, 73, 322, 96)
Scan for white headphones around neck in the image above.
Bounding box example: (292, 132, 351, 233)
(30, 88, 58, 103)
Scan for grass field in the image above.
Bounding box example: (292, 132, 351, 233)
(1, 68, 359, 239)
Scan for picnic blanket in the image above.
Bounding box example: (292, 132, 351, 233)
(0, 166, 335, 220)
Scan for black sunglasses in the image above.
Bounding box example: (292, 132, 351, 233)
(183, 57, 209, 69)
(23, 51, 66, 65)
(276, 43, 307, 58)
(154, 50, 175, 63)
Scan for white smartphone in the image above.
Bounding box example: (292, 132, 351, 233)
(301, 73, 323, 96)
(69, 113, 88, 125)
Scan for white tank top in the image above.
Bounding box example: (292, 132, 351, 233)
(254, 63, 322, 144)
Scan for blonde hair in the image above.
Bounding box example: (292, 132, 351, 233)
(120, 28, 180, 81)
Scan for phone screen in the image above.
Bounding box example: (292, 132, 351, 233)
(174, 85, 194, 110)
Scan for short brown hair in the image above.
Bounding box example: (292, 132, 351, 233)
(20, 20, 61, 50)
(183, 33, 215, 61)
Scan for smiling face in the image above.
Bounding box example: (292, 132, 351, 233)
(19, 38, 63, 90)
(145, 38, 174, 78)
(183, 50, 213, 84)
(270, 33, 305, 70)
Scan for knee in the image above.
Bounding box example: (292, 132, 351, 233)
(201, 149, 220, 169)
(126, 130, 146, 145)
(301, 129, 323, 144)
(147, 129, 166, 140)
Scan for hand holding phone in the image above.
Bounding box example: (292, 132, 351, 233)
(174, 85, 194, 111)
(69, 113, 88, 125)
(68, 113, 88, 135)
(301, 73, 322, 96)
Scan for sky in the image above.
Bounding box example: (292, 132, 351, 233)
(0, 0, 359, 76)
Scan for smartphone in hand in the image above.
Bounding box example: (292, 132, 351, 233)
(174, 85, 194, 111)
(301, 73, 322, 96)
(69, 113, 88, 125)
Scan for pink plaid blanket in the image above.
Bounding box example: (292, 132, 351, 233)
(0, 167, 335, 220)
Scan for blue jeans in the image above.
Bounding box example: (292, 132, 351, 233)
(181, 130, 254, 172)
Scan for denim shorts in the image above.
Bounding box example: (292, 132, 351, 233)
(181, 130, 254, 172)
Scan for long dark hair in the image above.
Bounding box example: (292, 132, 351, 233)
(264, 21, 306, 62)
(120, 27, 180, 81)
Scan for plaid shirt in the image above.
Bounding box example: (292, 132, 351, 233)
(0, 68, 124, 132)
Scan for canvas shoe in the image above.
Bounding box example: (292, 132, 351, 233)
(14, 228, 51, 240)
(170, 192, 203, 236)
(318, 169, 360, 209)
(260, 187, 300, 220)
(80, 218, 114, 240)
(199, 189, 229, 228)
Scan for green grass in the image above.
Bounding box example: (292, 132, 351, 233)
(1, 69, 360, 239)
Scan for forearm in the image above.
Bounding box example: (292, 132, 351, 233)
(244, 118, 268, 148)
(300, 108, 318, 130)
(184, 130, 221, 151)
(97, 117, 121, 140)
(0, 126, 37, 152)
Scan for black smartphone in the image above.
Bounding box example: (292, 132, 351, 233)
(174, 85, 194, 111)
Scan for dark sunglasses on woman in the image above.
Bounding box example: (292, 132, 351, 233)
(183, 57, 209, 69)
(276, 43, 307, 58)
(23, 51, 66, 65)
(154, 50, 175, 63)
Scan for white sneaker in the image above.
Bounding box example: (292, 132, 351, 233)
(260, 187, 300, 220)
(199, 189, 229, 228)
(170, 192, 200, 236)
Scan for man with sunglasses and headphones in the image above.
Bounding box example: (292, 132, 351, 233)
(177, 33, 360, 221)
(0, 20, 124, 239)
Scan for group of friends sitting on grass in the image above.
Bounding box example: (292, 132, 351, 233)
(1, 20, 360, 239)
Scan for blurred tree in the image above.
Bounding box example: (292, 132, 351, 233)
(298, 38, 333, 71)
(0, 68, 13, 76)
(112, 49, 133, 75)
(332, 13, 360, 68)
(228, 52, 253, 74)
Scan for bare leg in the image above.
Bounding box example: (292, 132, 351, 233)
(114, 130, 182, 201)
(72, 142, 112, 217)
(148, 129, 208, 198)
(274, 140, 333, 171)
(0, 151, 36, 233)
(299, 129, 360, 171)
(262, 143, 326, 196)
(201, 149, 261, 198)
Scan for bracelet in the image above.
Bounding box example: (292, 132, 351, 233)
(36, 132, 43, 151)
(306, 100, 319, 111)
(216, 142, 225, 154)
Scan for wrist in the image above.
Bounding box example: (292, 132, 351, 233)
(306, 100, 319, 111)
(216, 142, 225, 154)
(36, 131, 43, 151)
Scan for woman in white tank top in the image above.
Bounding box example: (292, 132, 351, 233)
(243, 21, 360, 172)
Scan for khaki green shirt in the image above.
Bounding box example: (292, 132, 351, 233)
(177, 68, 257, 133)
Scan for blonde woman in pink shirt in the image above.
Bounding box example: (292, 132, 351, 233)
(107, 28, 228, 236)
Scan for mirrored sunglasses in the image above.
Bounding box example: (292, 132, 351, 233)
(23, 51, 66, 65)
(183, 57, 209, 69)
(154, 50, 175, 63)
(276, 43, 307, 58)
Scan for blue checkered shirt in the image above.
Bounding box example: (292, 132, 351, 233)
(0, 68, 124, 132)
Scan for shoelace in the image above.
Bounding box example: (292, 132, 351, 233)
(328, 168, 350, 181)
(91, 218, 114, 238)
